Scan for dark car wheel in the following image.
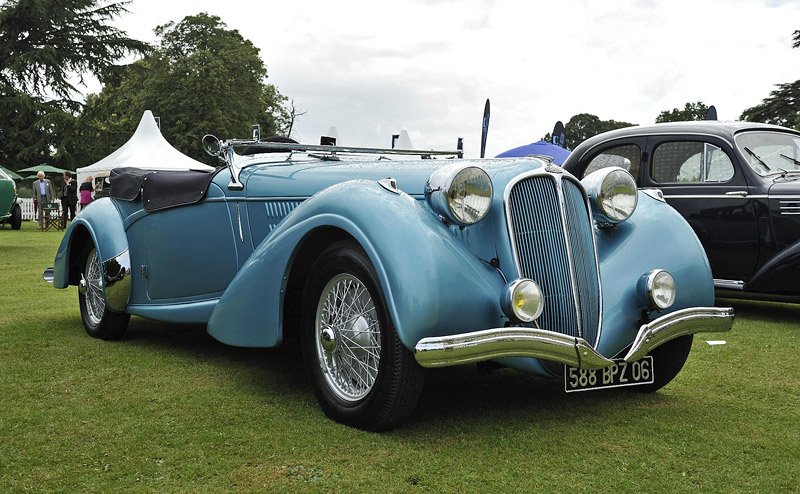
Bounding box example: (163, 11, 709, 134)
(301, 239, 425, 431)
(10, 203, 21, 230)
(629, 335, 693, 393)
(78, 245, 130, 340)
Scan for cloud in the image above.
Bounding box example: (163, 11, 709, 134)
(110, 0, 800, 156)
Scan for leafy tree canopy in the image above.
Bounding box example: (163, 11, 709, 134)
(564, 113, 635, 149)
(655, 101, 709, 123)
(82, 13, 290, 163)
(0, 0, 149, 107)
(0, 0, 148, 170)
(739, 80, 800, 129)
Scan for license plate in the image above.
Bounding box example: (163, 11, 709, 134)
(564, 356, 654, 393)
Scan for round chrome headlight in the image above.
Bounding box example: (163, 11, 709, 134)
(502, 279, 544, 323)
(638, 269, 676, 310)
(581, 167, 638, 226)
(427, 164, 492, 225)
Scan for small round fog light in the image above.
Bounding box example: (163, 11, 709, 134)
(503, 279, 544, 322)
(639, 269, 676, 310)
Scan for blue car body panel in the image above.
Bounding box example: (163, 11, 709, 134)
(53, 198, 130, 288)
(207, 179, 506, 349)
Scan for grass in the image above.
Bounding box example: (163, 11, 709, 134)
(1, 220, 798, 492)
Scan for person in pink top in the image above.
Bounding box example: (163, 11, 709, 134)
(79, 176, 94, 210)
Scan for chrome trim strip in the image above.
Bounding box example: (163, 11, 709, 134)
(663, 194, 768, 200)
(770, 195, 800, 199)
(714, 279, 744, 290)
(102, 249, 131, 312)
(42, 267, 54, 284)
(236, 203, 244, 243)
(623, 307, 734, 362)
(414, 327, 615, 370)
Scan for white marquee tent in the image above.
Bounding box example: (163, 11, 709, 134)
(76, 110, 214, 189)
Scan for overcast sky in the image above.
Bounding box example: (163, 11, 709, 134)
(101, 0, 800, 158)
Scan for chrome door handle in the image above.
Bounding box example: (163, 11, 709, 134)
(725, 191, 748, 197)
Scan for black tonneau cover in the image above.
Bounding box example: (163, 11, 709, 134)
(109, 167, 219, 212)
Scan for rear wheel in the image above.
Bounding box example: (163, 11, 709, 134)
(10, 203, 21, 230)
(301, 240, 425, 431)
(630, 335, 693, 393)
(78, 245, 130, 340)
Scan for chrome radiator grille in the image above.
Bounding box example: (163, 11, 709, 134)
(506, 174, 601, 345)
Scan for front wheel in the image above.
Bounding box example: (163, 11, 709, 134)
(301, 240, 425, 431)
(78, 245, 130, 340)
(630, 334, 693, 393)
(10, 203, 21, 230)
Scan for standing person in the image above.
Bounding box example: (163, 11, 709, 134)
(79, 175, 94, 210)
(60, 171, 77, 228)
(34, 171, 55, 230)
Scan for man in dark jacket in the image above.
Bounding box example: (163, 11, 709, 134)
(61, 172, 78, 228)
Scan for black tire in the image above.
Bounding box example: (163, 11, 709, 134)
(10, 203, 21, 230)
(629, 335, 693, 393)
(300, 239, 425, 431)
(78, 245, 130, 340)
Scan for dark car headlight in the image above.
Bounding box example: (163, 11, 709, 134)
(581, 167, 638, 226)
(427, 164, 492, 225)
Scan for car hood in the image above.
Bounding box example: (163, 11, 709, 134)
(240, 157, 547, 199)
(768, 180, 800, 197)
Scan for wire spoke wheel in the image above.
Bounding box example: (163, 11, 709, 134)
(315, 273, 381, 401)
(78, 244, 130, 340)
(84, 249, 105, 326)
(301, 239, 425, 431)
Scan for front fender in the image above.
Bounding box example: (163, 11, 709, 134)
(53, 198, 129, 289)
(208, 180, 506, 349)
(594, 192, 715, 357)
(745, 239, 800, 295)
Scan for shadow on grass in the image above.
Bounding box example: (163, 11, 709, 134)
(54, 315, 676, 432)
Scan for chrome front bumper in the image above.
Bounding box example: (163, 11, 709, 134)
(413, 307, 734, 369)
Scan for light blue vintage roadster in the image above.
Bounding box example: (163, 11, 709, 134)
(50, 133, 734, 430)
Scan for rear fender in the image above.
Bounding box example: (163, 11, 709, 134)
(53, 198, 129, 291)
(207, 180, 506, 349)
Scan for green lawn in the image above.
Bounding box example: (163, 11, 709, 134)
(1, 220, 798, 492)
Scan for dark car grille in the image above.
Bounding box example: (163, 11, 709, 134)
(506, 174, 601, 345)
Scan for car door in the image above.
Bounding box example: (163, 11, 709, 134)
(641, 136, 759, 283)
(141, 181, 240, 301)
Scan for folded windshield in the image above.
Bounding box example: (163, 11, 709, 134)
(736, 131, 800, 176)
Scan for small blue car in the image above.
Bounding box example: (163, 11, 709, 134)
(50, 134, 733, 430)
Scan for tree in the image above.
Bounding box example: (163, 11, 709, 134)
(563, 113, 635, 149)
(0, 0, 148, 170)
(740, 80, 800, 129)
(655, 102, 709, 123)
(82, 13, 291, 163)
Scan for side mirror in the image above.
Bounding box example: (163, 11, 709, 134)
(202, 134, 222, 157)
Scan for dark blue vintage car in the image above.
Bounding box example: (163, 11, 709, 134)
(563, 121, 800, 303)
(49, 128, 733, 430)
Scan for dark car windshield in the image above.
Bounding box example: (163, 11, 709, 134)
(735, 131, 800, 176)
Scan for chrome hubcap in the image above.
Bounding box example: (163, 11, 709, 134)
(315, 273, 381, 402)
(84, 249, 105, 326)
